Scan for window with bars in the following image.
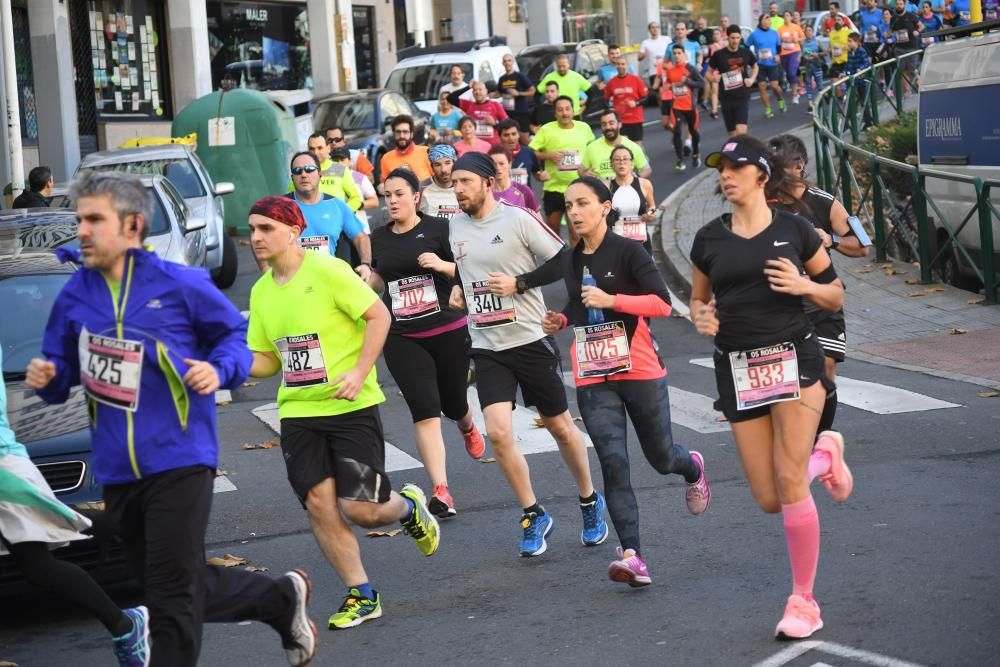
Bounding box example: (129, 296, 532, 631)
(11, 2, 38, 143)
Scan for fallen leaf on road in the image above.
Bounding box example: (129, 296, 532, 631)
(478, 457, 497, 463)
(904, 278, 921, 285)
(968, 298, 985, 305)
(978, 390, 1000, 398)
(366, 529, 401, 538)
(241, 381, 259, 388)
(925, 286, 945, 293)
(533, 417, 545, 427)
(242, 439, 279, 450)
(216, 399, 231, 406)
(949, 328, 968, 335)
(883, 267, 907, 276)
(239, 240, 251, 246)
(207, 553, 250, 567)
(908, 290, 928, 297)
(854, 266, 874, 273)
(216, 469, 228, 477)
(878, 263, 894, 269)
(244, 566, 269, 573)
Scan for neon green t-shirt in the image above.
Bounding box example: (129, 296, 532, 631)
(538, 70, 592, 116)
(529, 120, 596, 194)
(247, 251, 385, 419)
(581, 137, 649, 180)
(829, 27, 851, 64)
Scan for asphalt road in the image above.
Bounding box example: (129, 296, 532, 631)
(2, 103, 999, 667)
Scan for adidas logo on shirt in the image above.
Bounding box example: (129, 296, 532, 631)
(491, 235, 504, 244)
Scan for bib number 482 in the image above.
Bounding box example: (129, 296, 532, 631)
(286, 349, 314, 372)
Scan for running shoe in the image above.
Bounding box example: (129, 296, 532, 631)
(764, 107, 775, 119)
(328, 588, 382, 630)
(580, 492, 609, 546)
(683, 140, 693, 156)
(463, 422, 486, 459)
(691, 154, 702, 169)
(807, 102, 814, 113)
(519, 510, 554, 557)
(710, 110, 719, 119)
(675, 160, 686, 172)
(607, 547, 652, 587)
(814, 431, 853, 502)
(778, 98, 787, 112)
(792, 94, 800, 105)
(775, 594, 823, 639)
(428, 483, 457, 519)
(281, 569, 318, 666)
(686, 451, 711, 515)
(400, 484, 441, 556)
(112, 606, 150, 667)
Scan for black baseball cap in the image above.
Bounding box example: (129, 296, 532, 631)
(330, 147, 350, 161)
(704, 136, 772, 177)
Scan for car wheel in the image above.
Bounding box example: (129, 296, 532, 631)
(212, 233, 239, 289)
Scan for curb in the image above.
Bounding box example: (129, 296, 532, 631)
(656, 168, 717, 294)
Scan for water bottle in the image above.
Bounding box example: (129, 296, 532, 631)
(582, 267, 604, 325)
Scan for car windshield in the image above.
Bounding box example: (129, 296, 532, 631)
(385, 63, 471, 102)
(86, 159, 207, 199)
(0, 273, 71, 378)
(517, 50, 567, 83)
(313, 97, 378, 131)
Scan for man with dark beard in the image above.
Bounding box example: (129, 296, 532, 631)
(582, 109, 651, 181)
(379, 115, 432, 186)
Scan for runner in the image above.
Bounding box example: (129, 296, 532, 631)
(325, 126, 375, 181)
(581, 109, 651, 181)
(332, 148, 379, 233)
(822, 1, 857, 34)
(489, 145, 541, 214)
(419, 144, 462, 221)
(429, 91, 463, 145)
(858, 0, 888, 63)
(497, 53, 535, 145)
(454, 116, 492, 157)
(747, 14, 787, 118)
(498, 119, 544, 189)
(529, 95, 596, 245)
(446, 151, 607, 557)
(801, 25, 827, 113)
(379, 115, 432, 185)
(446, 80, 509, 147)
(602, 55, 648, 143)
(767, 133, 870, 434)
(706, 29, 725, 119)
(27, 171, 317, 666)
(246, 195, 440, 632)
(543, 175, 710, 587)
(638, 21, 672, 93)
(828, 13, 853, 79)
(529, 81, 560, 134)
(287, 151, 371, 274)
(777, 17, 805, 105)
(2, 347, 150, 666)
(538, 54, 595, 118)
(662, 45, 704, 171)
(286, 133, 362, 211)
(889, 0, 923, 92)
(369, 168, 487, 519)
(690, 136, 854, 639)
(608, 145, 657, 255)
(708, 25, 758, 137)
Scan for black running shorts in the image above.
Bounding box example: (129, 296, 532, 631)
(280, 406, 391, 506)
(472, 337, 568, 417)
(810, 312, 847, 363)
(543, 190, 566, 216)
(721, 99, 749, 132)
(621, 122, 644, 142)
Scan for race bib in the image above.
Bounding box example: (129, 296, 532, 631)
(436, 205, 461, 220)
(574, 321, 631, 378)
(613, 216, 648, 242)
(502, 94, 515, 111)
(831, 45, 843, 57)
(894, 29, 910, 43)
(758, 48, 773, 60)
(389, 275, 440, 321)
(511, 167, 529, 186)
(299, 235, 330, 254)
(276, 333, 328, 388)
(701, 46, 710, 57)
(722, 70, 743, 90)
(78, 327, 143, 412)
(475, 120, 493, 138)
(987, 10, 998, 20)
(960, 11, 971, 21)
(781, 41, 796, 51)
(728, 342, 800, 410)
(672, 83, 690, 97)
(922, 36, 934, 46)
(464, 280, 516, 328)
(864, 29, 879, 43)
(558, 150, 582, 171)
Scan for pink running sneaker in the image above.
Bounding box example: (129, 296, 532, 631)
(427, 484, 457, 519)
(814, 431, 853, 502)
(686, 451, 711, 515)
(607, 547, 652, 587)
(775, 594, 823, 639)
(462, 423, 486, 459)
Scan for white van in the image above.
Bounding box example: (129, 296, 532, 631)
(385, 37, 515, 114)
(918, 32, 1000, 291)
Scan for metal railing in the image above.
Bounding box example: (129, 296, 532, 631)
(812, 48, 999, 304)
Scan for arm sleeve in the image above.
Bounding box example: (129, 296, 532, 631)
(612, 245, 673, 318)
(188, 271, 253, 389)
(446, 85, 471, 107)
(519, 246, 568, 289)
(35, 291, 81, 404)
(686, 65, 705, 89)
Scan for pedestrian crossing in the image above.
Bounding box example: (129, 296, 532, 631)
(247, 359, 961, 474)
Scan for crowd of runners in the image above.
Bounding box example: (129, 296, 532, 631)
(0, 6, 909, 665)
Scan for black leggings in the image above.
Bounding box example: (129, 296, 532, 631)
(0, 535, 127, 635)
(672, 109, 701, 158)
(577, 376, 699, 555)
(382, 325, 471, 423)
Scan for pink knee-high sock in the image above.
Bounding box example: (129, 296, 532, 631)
(807, 449, 832, 482)
(782, 496, 820, 598)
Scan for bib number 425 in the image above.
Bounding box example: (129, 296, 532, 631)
(87, 355, 122, 386)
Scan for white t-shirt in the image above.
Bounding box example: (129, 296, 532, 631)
(450, 201, 564, 351)
(419, 180, 461, 221)
(639, 35, 672, 76)
(354, 173, 376, 233)
(440, 81, 474, 102)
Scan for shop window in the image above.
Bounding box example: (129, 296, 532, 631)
(206, 2, 312, 92)
(11, 2, 37, 143)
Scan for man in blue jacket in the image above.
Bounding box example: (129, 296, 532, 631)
(25, 171, 318, 667)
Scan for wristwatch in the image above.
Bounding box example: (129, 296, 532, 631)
(830, 234, 841, 249)
(515, 275, 528, 295)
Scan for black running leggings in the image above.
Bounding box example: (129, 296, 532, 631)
(577, 376, 700, 555)
(0, 534, 128, 636)
(672, 109, 701, 159)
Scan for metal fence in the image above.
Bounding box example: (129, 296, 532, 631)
(811, 48, 999, 304)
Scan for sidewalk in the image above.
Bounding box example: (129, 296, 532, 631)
(658, 125, 1000, 390)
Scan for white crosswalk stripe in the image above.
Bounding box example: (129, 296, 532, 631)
(688, 358, 960, 415)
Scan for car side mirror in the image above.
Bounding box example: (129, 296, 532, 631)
(214, 182, 235, 196)
(184, 215, 208, 233)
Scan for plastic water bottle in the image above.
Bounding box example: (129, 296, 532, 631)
(582, 267, 604, 325)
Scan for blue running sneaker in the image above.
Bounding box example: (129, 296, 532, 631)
(580, 492, 609, 546)
(112, 606, 150, 667)
(519, 510, 554, 557)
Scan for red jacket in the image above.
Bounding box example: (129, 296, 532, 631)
(603, 73, 648, 125)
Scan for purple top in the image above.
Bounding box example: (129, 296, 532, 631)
(493, 181, 540, 213)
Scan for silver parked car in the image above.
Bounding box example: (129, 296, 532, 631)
(77, 145, 238, 287)
(141, 175, 208, 268)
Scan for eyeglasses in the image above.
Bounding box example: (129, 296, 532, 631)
(328, 135, 345, 143)
(291, 165, 319, 175)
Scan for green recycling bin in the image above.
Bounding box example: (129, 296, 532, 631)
(172, 88, 298, 232)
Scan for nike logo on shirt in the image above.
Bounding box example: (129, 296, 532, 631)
(773, 241, 790, 246)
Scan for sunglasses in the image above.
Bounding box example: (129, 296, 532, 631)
(291, 165, 319, 175)
(328, 135, 345, 143)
